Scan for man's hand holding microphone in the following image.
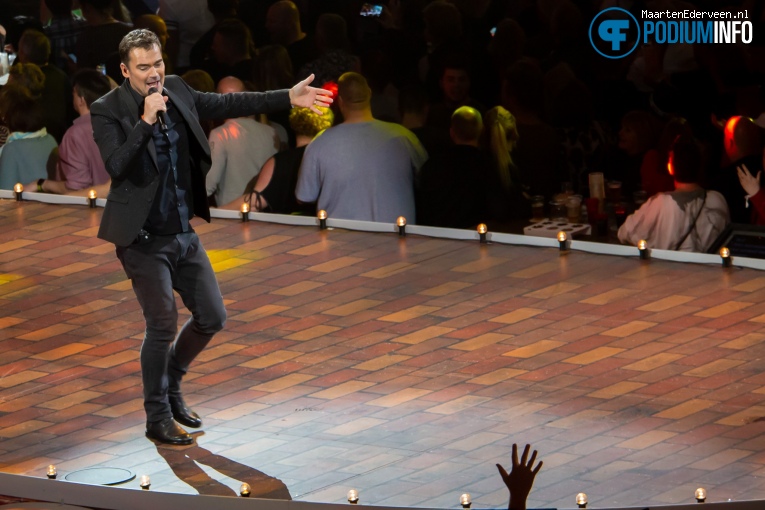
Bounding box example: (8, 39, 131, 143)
(143, 87, 168, 131)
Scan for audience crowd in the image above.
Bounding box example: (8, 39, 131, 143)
(2, 0, 765, 253)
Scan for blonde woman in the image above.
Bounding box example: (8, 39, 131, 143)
(221, 106, 333, 214)
(484, 106, 520, 189)
(482, 106, 531, 221)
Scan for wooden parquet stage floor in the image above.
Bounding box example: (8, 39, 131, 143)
(2, 200, 765, 508)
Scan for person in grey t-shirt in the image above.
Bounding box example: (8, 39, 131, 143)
(296, 72, 428, 223)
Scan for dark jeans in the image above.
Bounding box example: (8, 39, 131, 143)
(116, 232, 226, 423)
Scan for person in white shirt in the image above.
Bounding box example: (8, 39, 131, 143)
(206, 76, 280, 206)
(619, 136, 729, 252)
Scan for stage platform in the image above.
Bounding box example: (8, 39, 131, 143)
(2, 199, 765, 509)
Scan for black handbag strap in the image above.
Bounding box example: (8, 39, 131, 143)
(244, 190, 271, 213)
(673, 190, 707, 251)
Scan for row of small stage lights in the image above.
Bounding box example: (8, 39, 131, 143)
(242, 207, 733, 268)
(12, 184, 735, 268)
(13, 182, 98, 207)
(44, 464, 711, 505)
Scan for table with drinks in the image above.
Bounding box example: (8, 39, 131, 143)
(523, 173, 648, 243)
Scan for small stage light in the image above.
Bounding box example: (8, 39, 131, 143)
(720, 247, 731, 267)
(240, 483, 251, 497)
(14, 183, 23, 201)
(576, 492, 588, 508)
(695, 487, 706, 503)
(139, 474, 151, 490)
(347, 489, 359, 504)
(318, 209, 328, 230)
(460, 493, 472, 508)
(638, 239, 649, 260)
(396, 216, 407, 237)
(477, 223, 488, 243)
(557, 231, 568, 251)
(88, 189, 97, 208)
(46, 465, 57, 479)
(240, 201, 250, 222)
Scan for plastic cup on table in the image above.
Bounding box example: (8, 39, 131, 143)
(530, 195, 545, 222)
(566, 195, 582, 223)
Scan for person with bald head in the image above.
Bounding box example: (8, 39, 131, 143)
(266, 0, 316, 73)
(416, 106, 495, 228)
(296, 72, 427, 223)
(709, 116, 764, 223)
(206, 76, 281, 206)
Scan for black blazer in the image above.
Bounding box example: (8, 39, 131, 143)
(91, 75, 291, 246)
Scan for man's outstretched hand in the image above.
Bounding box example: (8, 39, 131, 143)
(289, 74, 334, 114)
(497, 443, 543, 510)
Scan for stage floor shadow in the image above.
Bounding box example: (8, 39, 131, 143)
(1, 200, 765, 508)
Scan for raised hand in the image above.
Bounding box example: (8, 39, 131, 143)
(737, 164, 761, 197)
(496, 443, 543, 510)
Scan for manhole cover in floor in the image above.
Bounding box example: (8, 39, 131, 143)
(64, 467, 135, 486)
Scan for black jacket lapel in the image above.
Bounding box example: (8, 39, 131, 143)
(118, 81, 159, 172)
(164, 86, 210, 157)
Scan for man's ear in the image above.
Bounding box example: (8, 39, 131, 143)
(120, 63, 129, 79)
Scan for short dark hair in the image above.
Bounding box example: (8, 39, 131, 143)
(73, 69, 112, 107)
(337, 72, 371, 109)
(118, 29, 161, 65)
(669, 136, 703, 184)
(18, 29, 51, 65)
(440, 52, 470, 77)
(0, 84, 45, 133)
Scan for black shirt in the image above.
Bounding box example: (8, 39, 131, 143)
(416, 144, 493, 229)
(256, 146, 314, 216)
(129, 84, 193, 235)
(710, 154, 763, 225)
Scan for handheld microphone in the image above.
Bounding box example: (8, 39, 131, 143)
(147, 87, 168, 132)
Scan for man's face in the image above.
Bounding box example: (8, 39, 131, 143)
(120, 44, 165, 97)
(440, 68, 470, 103)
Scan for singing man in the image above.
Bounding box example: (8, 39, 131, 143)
(91, 29, 331, 445)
